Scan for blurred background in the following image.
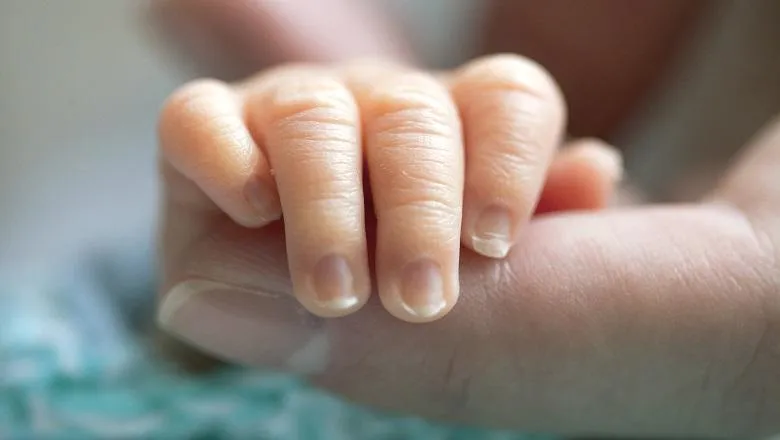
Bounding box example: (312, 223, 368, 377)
(1, 1, 166, 272)
(0, 0, 486, 275)
(1, 0, 780, 437)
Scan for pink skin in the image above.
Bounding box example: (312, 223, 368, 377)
(160, 126, 780, 436)
(150, 1, 780, 437)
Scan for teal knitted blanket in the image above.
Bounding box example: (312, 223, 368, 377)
(0, 254, 552, 439)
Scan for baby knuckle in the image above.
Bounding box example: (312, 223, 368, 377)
(372, 147, 457, 190)
(265, 77, 357, 128)
(401, 171, 455, 197)
(159, 79, 241, 157)
(308, 194, 362, 216)
(387, 193, 461, 226)
(161, 79, 229, 126)
(371, 75, 447, 111)
(493, 116, 549, 163)
(368, 78, 456, 134)
(288, 202, 363, 246)
(297, 156, 360, 190)
(456, 54, 561, 101)
(375, 109, 456, 145)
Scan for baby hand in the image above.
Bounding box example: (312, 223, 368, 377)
(158, 55, 621, 323)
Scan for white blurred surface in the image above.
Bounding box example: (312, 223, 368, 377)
(0, 1, 182, 270)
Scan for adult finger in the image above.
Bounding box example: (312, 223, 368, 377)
(160, 207, 779, 438)
(714, 114, 780, 238)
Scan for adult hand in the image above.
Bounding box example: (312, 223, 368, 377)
(157, 109, 779, 438)
(150, 1, 779, 437)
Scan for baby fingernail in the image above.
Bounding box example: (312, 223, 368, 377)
(589, 145, 624, 183)
(245, 178, 281, 223)
(311, 255, 361, 312)
(400, 259, 447, 319)
(471, 206, 513, 258)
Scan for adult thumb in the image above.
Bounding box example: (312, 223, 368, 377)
(713, 115, 780, 248)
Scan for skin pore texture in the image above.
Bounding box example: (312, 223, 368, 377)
(150, 0, 780, 437)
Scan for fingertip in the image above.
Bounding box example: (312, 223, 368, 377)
(159, 79, 233, 143)
(377, 257, 459, 324)
(564, 138, 624, 185)
(295, 254, 372, 319)
(240, 177, 283, 227)
(383, 298, 457, 324)
(467, 205, 513, 259)
(535, 139, 625, 214)
(299, 296, 369, 319)
(451, 53, 565, 107)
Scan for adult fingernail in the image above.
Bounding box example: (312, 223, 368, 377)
(471, 206, 513, 259)
(156, 279, 299, 364)
(399, 259, 447, 319)
(157, 279, 251, 339)
(157, 279, 211, 332)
